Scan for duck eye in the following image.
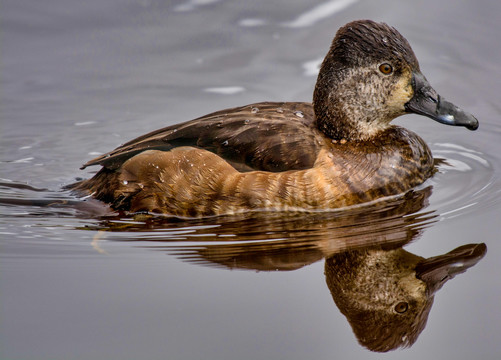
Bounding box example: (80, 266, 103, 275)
(379, 63, 393, 75)
(394, 302, 409, 313)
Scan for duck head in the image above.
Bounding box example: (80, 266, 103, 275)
(313, 20, 479, 141)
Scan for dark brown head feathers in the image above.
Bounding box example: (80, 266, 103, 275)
(330, 20, 419, 69)
(313, 20, 420, 140)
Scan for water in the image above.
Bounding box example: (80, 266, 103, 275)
(2, 0, 501, 359)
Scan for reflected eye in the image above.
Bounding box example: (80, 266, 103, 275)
(379, 63, 393, 75)
(394, 302, 409, 313)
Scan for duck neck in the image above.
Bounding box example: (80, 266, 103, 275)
(313, 68, 393, 142)
(313, 74, 362, 141)
(314, 103, 359, 142)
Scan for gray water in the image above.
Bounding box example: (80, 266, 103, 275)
(1, 0, 501, 359)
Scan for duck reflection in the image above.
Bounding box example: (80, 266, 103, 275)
(325, 243, 485, 352)
(96, 187, 486, 352)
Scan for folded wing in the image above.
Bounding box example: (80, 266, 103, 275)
(81, 102, 325, 173)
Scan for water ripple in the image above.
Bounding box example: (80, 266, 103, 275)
(282, 0, 359, 28)
(428, 142, 499, 220)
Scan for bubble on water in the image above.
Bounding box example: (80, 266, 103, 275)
(251, 107, 259, 114)
(294, 111, 304, 118)
(238, 18, 266, 27)
(12, 157, 34, 163)
(74, 121, 96, 126)
(281, 0, 358, 28)
(302, 58, 322, 76)
(174, 0, 221, 13)
(204, 86, 245, 95)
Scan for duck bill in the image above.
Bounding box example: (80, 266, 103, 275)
(404, 72, 479, 130)
(415, 243, 486, 295)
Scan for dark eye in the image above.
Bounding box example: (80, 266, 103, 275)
(379, 63, 393, 75)
(394, 302, 409, 313)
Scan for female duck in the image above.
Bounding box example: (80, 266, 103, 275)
(70, 20, 478, 217)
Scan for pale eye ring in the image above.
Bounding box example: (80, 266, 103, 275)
(379, 63, 393, 75)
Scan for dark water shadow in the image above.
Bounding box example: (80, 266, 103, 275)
(0, 181, 487, 352)
(72, 186, 485, 352)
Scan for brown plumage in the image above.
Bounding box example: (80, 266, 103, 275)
(68, 20, 478, 217)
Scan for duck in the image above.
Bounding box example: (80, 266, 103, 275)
(69, 20, 478, 217)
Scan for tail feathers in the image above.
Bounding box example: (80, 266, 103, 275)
(65, 168, 134, 211)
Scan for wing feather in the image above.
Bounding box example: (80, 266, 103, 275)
(81, 102, 325, 172)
